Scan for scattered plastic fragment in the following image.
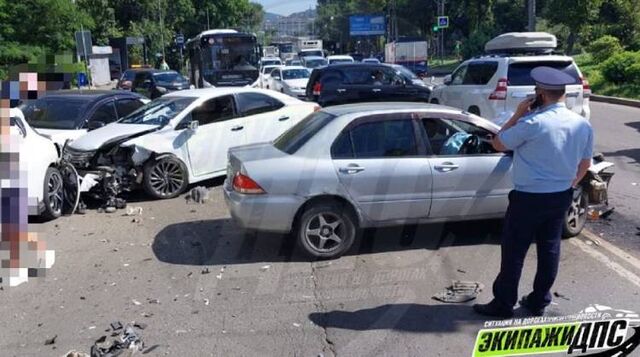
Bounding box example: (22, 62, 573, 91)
(185, 186, 210, 204)
(132, 299, 142, 306)
(553, 292, 570, 301)
(293, 323, 301, 327)
(44, 335, 57, 345)
(204, 298, 210, 306)
(110, 321, 123, 331)
(124, 207, 143, 216)
(260, 265, 271, 272)
(432, 281, 484, 303)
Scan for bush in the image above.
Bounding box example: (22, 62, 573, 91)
(588, 35, 623, 63)
(627, 63, 640, 85)
(600, 51, 640, 84)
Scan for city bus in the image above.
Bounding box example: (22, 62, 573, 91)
(186, 29, 260, 87)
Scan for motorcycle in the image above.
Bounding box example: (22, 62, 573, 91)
(563, 153, 615, 237)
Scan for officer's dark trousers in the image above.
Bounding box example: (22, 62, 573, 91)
(492, 189, 573, 309)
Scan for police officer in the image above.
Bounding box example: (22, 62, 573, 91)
(473, 66, 594, 318)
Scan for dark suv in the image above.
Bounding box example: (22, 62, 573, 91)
(131, 70, 191, 99)
(306, 63, 431, 107)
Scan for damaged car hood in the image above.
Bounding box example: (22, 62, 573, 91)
(69, 123, 161, 151)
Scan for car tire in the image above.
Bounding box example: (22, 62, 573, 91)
(562, 187, 588, 238)
(42, 167, 63, 220)
(143, 156, 189, 199)
(430, 98, 439, 104)
(468, 106, 481, 116)
(295, 201, 357, 259)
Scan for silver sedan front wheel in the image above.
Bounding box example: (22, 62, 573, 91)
(296, 202, 357, 259)
(563, 187, 588, 238)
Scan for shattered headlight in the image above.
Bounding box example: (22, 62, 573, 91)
(62, 147, 95, 168)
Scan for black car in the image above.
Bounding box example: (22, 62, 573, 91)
(131, 70, 191, 99)
(20, 90, 148, 133)
(306, 63, 432, 107)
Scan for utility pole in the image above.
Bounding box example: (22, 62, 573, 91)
(434, 0, 445, 64)
(528, 0, 536, 32)
(159, 0, 165, 59)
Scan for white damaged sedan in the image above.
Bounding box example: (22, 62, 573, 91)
(63, 88, 318, 200)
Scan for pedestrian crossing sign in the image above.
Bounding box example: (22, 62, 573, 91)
(437, 16, 449, 28)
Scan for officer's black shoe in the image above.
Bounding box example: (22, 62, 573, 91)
(473, 300, 514, 318)
(519, 295, 545, 316)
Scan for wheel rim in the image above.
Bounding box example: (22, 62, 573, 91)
(149, 160, 184, 196)
(304, 212, 346, 253)
(566, 190, 586, 229)
(47, 171, 63, 214)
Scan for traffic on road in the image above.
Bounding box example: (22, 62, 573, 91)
(2, 6, 639, 355)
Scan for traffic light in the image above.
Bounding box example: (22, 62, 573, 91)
(433, 25, 439, 32)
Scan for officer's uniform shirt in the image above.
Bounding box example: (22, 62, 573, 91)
(499, 103, 593, 193)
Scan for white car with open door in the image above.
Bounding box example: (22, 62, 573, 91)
(429, 32, 591, 124)
(8, 108, 63, 220)
(259, 65, 283, 89)
(63, 88, 319, 200)
(268, 66, 311, 99)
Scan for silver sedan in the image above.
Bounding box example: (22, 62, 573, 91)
(223, 103, 589, 259)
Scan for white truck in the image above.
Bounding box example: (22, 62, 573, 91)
(263, 46, 279, 58)
(298, 39, 323, 51)
(385, 40, 428, 76)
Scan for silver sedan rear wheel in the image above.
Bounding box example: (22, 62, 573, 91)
(296, 202, 356, 259)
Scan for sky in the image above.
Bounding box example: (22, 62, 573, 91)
(254, 0, 317, 16)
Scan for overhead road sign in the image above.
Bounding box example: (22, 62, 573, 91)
(349, 15, 386, 36)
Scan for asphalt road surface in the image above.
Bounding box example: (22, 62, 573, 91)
(1, 102, 639, 356)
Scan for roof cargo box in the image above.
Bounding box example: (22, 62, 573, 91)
(485, 32, 557, 54)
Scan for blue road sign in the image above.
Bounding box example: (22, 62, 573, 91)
(437, 16, 449, 28)
(349, 15, 386, 36)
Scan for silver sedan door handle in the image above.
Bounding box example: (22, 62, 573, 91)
(337, 88, 346, 93)
(434, 162, 459, 172)
(278, 116, 290, 121)
(372, 88, 382, 92)
(339, 165, 365, 174)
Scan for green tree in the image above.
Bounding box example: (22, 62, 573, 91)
(544, 0, 604, 54)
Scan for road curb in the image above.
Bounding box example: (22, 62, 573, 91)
(590, 94, 640, 108)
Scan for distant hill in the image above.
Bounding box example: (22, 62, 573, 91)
(287, 9, 316, 19)
(264, 12, 282, 22)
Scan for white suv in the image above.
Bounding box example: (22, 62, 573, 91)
(430, 33, 591, 124)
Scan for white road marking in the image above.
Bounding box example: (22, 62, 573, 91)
(582, 229, 640, 271)
(569, 239, 640, 288)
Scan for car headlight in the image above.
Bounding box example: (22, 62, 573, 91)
(156, 86, 167, 93)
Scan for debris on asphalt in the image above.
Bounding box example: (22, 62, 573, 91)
(133, 322, 147, 330)
(185, 186, 210, 204)
(147, 298, 160, 304)
(204, 298, 210, 306)
(124, 207, 143, 216)
(110, 321, 123, 331)
(554, 292, 571, 301)
(90, 324, 144, 357)
(104, 206, 117, 214)
(432, 280, 484, 303)
(457, 269, 467, 274)
(132, 299, 142, 306)
(63, 350, 90, 357)
(44, 335, 57, 345)
(260, 264, 271, 272)
(293, 323, 301, 327)
(141, 312, 153, 318)
(187, 272, 193, 278)
(201, 267, 210, 275)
